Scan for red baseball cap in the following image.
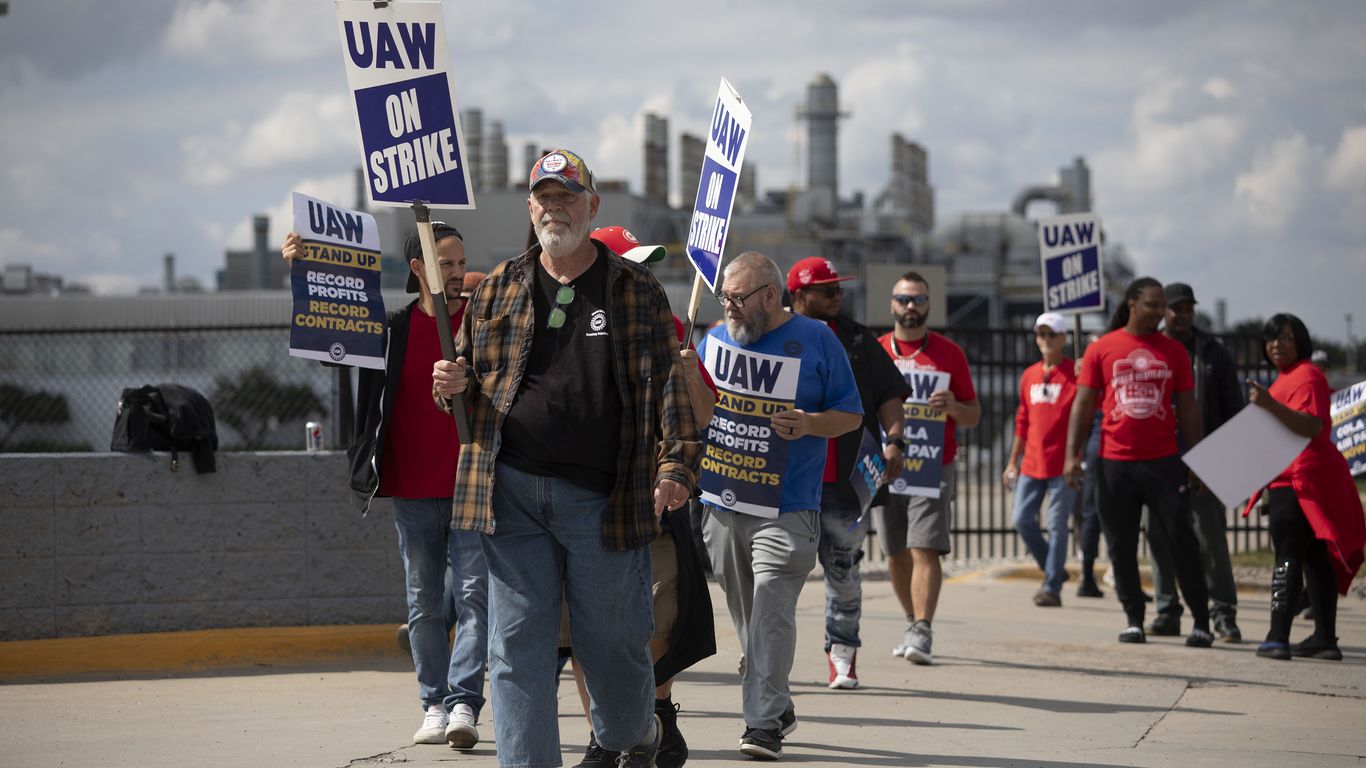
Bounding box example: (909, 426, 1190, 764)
(786, 256, 855, 293)
(590, 225, 666, 264)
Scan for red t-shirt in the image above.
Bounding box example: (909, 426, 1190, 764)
(1078, 329, 1193, 461)
(1269, 359, 1334, 488)
(1015, 358, 1077, 478)
(878, 331, 976, 466)
(378, 305, 464, 498)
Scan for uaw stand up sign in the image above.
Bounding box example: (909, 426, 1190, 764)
(699, 338, 801, 518)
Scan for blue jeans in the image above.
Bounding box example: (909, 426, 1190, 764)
(818, 490, 864, 649)
(392, 498, 489, 715)
(1012, 475, 1075, 594)
(484, 462, 655, 767)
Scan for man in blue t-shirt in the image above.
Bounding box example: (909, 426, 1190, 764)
(696, 251, 862, 761)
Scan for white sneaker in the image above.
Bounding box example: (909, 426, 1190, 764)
(827, 643, 859, 689)
(445, 702, 479, 750)
(413, 704, 448, 744)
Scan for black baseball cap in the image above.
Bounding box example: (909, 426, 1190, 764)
(403, 223, 462, 294)
(1164, 282, 1197, 306)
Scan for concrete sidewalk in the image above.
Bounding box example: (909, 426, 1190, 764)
(2, 567, 1364, 767)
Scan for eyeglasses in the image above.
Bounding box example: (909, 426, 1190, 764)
(1035, 330, 1061, 339)
(892, 294, 929, 307)
(547, 285, 575, 329)
(805, 284, 842, 298)
(718, 284, 770, 309)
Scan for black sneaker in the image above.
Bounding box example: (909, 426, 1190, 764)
(778, 704, 797, 737)
(1147, 615, 1180, 636)
(1291, 636, 1343, 661)
(1185, 628, 1214, 648)
(1118, 625, 1146, 644)
(739, 727, 783, 760)
(1256, 641, 1291, 660)
(1213, 615, 1242, 643)
(573, 732, 620, 768)
(616, 715, 662, 768)
(1076, 581, 1105, 598)
(654, 701, 688, 768)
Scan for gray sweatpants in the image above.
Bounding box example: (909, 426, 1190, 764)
(702, 505, 819, 732)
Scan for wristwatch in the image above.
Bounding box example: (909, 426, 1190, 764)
(883, 436, 906, 451)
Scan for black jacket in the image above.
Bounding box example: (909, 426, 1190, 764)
(824, 314, 913, 506)
(1176, 327, 1245, 442)
(349, 300, 418, 514)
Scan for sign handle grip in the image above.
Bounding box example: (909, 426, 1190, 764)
(1073, 315, 1083, 362)
(411, 202, 472, 445)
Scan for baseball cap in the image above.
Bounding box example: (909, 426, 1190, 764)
(461, 271, 485, 298)
(590, 226, 666, 264)
(528, 149, 596, 194)
(403, 222, 463, 294)
(1034, 312, 1069, 334)
(785, 256, 855, 293)
(1164, 282, 1198, 306)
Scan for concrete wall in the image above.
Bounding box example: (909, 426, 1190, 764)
(0, 452, 404, 642)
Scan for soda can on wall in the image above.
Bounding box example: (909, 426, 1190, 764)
(305, 422, 324, 452)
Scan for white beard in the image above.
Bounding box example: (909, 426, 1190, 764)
(728, 305, 769, 346)
(536, 212, 589, 258)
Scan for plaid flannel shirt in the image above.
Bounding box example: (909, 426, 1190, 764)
(443, 242, 700, 550)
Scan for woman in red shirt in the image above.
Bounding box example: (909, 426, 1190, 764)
(1249, 314, 1365, 661)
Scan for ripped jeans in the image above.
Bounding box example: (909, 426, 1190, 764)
(818, 489, 866, 650)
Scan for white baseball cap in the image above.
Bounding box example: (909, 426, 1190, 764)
(1034, 312, 1069, 334)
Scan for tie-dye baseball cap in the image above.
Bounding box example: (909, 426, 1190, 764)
(528, 149, 596, 194)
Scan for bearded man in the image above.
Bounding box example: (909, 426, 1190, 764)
(873, 271, 979, 666)
(431, 149, 700, 768)
(695, 251, 862, 760)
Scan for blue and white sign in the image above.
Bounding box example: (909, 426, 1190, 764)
(1038, 212, 1104, 314)
(1331, 381, 1366, 477)
(889, 368, 950, 499)
(686, 78, 752, 291)
(288, 192, 386, 370)
(334, 1, 475, 208)
(699, 337, 801, 518)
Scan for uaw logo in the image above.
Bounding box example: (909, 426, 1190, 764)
(1029, 382, 1062, 405)
(890, 477, 910, 493)
(589, 309, 607, 332)
(720, 489, 738, 507)
(329, 342, 347, 361)
(1111, 348, 1170, 420)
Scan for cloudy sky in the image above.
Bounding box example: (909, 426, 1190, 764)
(1, 0, 1363, 340)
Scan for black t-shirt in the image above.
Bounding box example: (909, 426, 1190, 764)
(499, 249, 623, 492)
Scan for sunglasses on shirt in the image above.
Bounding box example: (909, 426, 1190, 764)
(547, 285, 575, 329)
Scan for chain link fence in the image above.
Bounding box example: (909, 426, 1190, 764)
(0, 325, 340, 453)
(1, 322, 1274, 551)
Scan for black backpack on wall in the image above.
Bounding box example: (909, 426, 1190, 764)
(110, 384, 218, 473)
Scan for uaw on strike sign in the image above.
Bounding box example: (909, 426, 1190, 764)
(1038, 212, 1104, 314)
(699, 338, 801, 518)
(335, 1, 474, 207)
(686, 78, 751, 290)
(288, 193, 385, 369)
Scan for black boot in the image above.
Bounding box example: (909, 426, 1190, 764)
(655, 699, 688, 768)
